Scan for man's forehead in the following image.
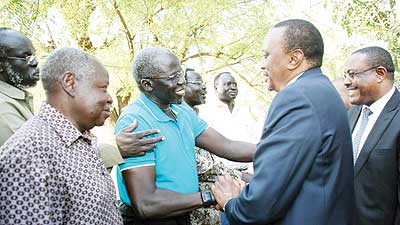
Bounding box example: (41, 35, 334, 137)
(344, 53, 368, 70)
(220, 73, 235, 81)
(186, 71, 201, 80)
(263, 27, 286, 49)
(1, 32, 34, 53)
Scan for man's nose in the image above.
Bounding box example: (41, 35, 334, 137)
(29, 58, 38, 67)
(107, 94, 113, 105)
(343, 77, 351, 87)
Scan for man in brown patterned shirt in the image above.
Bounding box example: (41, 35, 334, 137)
(0, 47, 122, 224)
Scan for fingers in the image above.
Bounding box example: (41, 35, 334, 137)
(122, 119, 139, 132)
(139, 136, 164, 145)
(135, 129, 161, 139)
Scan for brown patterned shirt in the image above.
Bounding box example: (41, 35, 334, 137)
(0, 102, 122, 224)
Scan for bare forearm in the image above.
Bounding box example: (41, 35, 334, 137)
(218, 140, 255, 162)
(196, 127, 256, 162)
(200, 139, 255, 162)
(134, 190, 203, 219)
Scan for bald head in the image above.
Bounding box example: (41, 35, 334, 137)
(0, 28, 39, 88)
(41, 47, 101, 93)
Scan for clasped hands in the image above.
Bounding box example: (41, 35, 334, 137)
(211, 175, 245, 211)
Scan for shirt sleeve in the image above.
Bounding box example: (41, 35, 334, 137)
(114, 114, 156, 171)
(0, 103, 28, 146)
(187, 104, 208, 138)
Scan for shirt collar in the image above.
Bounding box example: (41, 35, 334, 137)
(0, 80, 32, 100)
(286, 72, 304, 87)
(138, 93, 178, 122)
(38, 102, 96, 147)
(364, 85, 395, 115)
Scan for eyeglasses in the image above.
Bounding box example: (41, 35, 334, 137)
(343, 66, 377, 80)
(144, 70, 185, 83)
(187, 80, 205, 86)
(6, 55, 37, 66)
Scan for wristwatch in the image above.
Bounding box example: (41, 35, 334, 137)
(200, 190, 216, 207)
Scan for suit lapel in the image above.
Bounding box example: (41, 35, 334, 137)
(354, 89, 400, 176)
(348, 105, 362, 132)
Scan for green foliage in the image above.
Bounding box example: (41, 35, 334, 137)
(1, 0, 275, 123)
(3, 0, 399, 125)
(331, 0, 400, 71)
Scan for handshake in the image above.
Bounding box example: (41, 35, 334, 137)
(201, 175, 246, 211)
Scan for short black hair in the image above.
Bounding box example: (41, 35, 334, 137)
(185, 68, 195, 80)
(214, 72, 232, 88)
(274, 19, 324, 67)
(352, 46, 395, 79)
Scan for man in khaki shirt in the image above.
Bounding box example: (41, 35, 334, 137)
(0, 28, 39, 146)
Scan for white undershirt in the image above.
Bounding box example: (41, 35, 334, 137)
(352, 85, 395, 158)
(286, 72, 304, 87)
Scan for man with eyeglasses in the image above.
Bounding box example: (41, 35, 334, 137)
(0, 28, 39, 146)
(0, 28, 163, 164)
(343, 46, 400, 225)
(114, 47, 255, 225)
(183, 68, 207, 114)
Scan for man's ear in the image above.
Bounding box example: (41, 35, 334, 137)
(61, 71, 76, 97)
(140, 78, 153, 92)
(375, 66, 387, 83)
(287, 49, 304, 70)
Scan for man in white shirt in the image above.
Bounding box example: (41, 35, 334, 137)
(200, 72, 261, 171)
(343, 46, 400, 225)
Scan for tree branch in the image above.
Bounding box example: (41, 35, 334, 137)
(113, 0, 135, 58)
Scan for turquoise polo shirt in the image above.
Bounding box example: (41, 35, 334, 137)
(115, 93, 208, 206)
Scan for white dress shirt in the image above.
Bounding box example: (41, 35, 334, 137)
(352, 86, 396, 159)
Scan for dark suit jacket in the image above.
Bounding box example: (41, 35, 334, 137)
(224, 67, 354, 225)
(349, 88, 400, 225)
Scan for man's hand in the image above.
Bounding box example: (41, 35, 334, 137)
(116, 119, 164, 157)
(211, 175, 245, 211)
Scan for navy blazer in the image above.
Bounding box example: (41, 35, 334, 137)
(349, 88, 400, 225)
(224, 67, 354, 225)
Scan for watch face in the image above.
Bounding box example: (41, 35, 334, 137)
(201, 190, 215, 207)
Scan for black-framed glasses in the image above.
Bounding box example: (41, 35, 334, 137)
(6, 55, 36, 66)
(343, 66, 378, 80)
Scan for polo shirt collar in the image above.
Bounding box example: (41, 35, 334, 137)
(138, 93, 178, 122)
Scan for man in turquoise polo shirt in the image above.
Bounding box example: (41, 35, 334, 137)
(115, 47, 255, 225)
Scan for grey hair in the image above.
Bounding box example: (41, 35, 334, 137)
(132, 47, 174, 90)
(41, 47, 97, 92)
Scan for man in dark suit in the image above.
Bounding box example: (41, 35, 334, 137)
(344, 46, 400, 225)
(211, 19, 354, 225)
